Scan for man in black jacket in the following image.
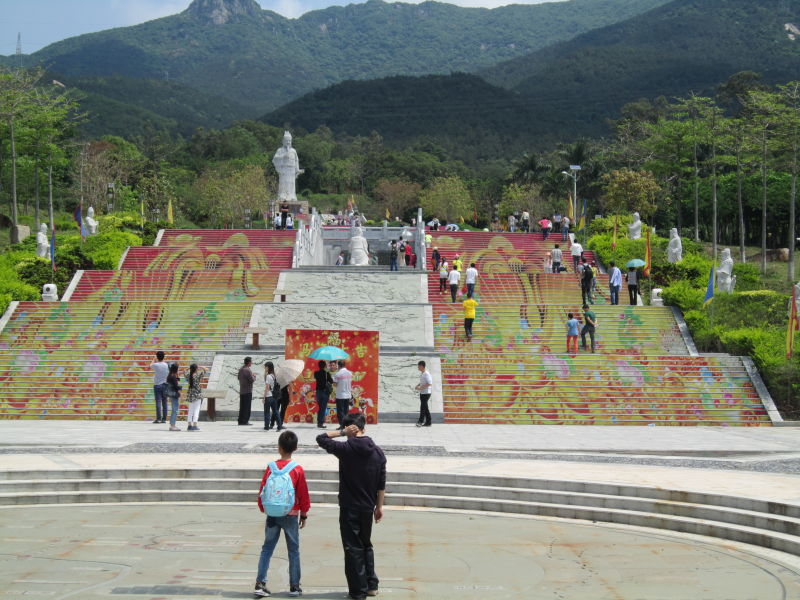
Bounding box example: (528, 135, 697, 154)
(317, 413, 386, 600)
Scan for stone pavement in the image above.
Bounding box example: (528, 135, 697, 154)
(1, 422, 800, 600)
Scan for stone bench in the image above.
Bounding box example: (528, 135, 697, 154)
(244, 326, 270, 350)
(201, 388, 227, 421)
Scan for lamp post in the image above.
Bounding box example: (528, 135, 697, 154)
(561, 165, 581, 227)
(106, 182, 115, 212)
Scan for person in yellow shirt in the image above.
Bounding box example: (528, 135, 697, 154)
(452, 254, 464, 273)
(462, 292, 478, 340)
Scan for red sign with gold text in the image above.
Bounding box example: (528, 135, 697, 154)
(284, 329, 379, 425)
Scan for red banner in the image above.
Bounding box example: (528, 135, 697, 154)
(284, 329, 380, 425)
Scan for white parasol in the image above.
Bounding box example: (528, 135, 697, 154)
(274, 359, 305, 388)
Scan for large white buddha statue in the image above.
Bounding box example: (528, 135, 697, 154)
(85, 206, 99, 235)
(716, 248, 737, 293)
(36, 223, 49, 258)
(628, 212, 642, 240)
(667, 228, 682, 263)
(349, 226, 370, 266)
(272, 131, 303, 203)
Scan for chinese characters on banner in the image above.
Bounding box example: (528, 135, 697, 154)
(284, 329, 380, 425)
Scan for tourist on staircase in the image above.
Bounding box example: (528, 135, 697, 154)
(543, 252, 553, 273)
(608, 261, 622, 306)
(571, 240, 583, 271)
(447, 265, 461, 303)
(431, 246, 441, 271)
(552, 244, 563, 273)
(566, 313, 579, 355)
(581, 304, 597, 353)
(521, 210, 530, 232)
(538, 216, 552, 240)
(581, 260, 595, 306)
(463, 292, 478, 340)
(465, 262, 479, 297)
(626, 267, 639, 306)
(185, 363, 205, 431)
(562, 215, 571, 242)
(438, 258, 448, 292)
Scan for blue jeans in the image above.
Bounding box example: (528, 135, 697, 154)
(265, 396, 282, 429)
(153, 384, 167, 420)
(316, 389, 330, 427)
(562, 227, 569, 242)
(257, 514, 301, 586)
(466, 283, 475, 297)
(609, 284, 620, 305)
(389, 257, 398, 271)
(169, 394, 180, 426)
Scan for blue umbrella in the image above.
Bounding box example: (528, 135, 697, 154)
(309, 346, 350, 361)
(626, 259, 646, 268)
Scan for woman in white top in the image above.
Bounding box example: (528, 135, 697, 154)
(438, 259, 449, 293)
(263, 362, 280, 431)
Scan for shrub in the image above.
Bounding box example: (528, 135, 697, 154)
(83, 231, 142, 270)
(16, 257, 74, 293)
(732, 262, 761, 291)
(707, 290, 788, 329)
(0, 293, 11, 316)
(661, 280, 705, 312)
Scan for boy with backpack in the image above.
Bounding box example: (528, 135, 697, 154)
(255, 430, 310, 598)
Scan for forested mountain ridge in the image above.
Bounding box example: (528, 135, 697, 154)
(265, 0, 800, 157)
(1, 0, 669, 133)
(484, 0, 800, 134)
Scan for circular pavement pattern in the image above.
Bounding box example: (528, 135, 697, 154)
(2, 505, 799, 599)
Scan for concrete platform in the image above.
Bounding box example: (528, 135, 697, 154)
(1, 422, 799, 599)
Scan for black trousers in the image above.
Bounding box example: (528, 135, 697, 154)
(418, 393, 431, 425)
(629, 284, 639, 305)
(464, 318, 474, 337)
(450, 283, 458, 302)
(238, 393, 252, 425)
(336, 397, 351, 429)
(439, 277, 447, 292)
(339, 507, 378, 599)
(581, 324, 596, 351)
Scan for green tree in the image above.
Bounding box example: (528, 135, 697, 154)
(373, 178, 421, 222)
(600, 169, 660, 221)
(419, 176, 473, 224)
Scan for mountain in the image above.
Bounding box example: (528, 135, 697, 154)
(261, 73, 568, 161)
(483, 0, 800, 135)
(2, 0, 670, 135)
(263, 0, 800, 156)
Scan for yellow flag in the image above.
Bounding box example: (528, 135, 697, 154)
(167, 198, 174, 224)
(459, 215, 465, 224)
(612, 215, 618, 250)
(567, 194, 574, 222)
(385, 208, 390, 220)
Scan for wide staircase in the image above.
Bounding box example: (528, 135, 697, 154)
(428, 231, 771, 425)
(0, 230, 295, 419)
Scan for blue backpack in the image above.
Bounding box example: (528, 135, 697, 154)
(261, 461, 297, 517)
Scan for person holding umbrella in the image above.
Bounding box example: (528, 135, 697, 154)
(332, 360, 353, 431)
(625, 259, 645, 305)
(314, 360, 333, 429)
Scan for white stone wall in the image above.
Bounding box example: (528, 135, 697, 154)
(276, 272, 428, 304)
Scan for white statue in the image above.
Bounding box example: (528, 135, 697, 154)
(349, 226, 370, 266)
(36, 223, 49, 258)
(716, 248, 737, 293)
(628, 212, 642, 240)
(41, 283, 59, 302)
(85, 206, 98, 235)
(272, 131, 303, 202)
(667, 228, 682, 263)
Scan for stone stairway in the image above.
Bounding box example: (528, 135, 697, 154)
(1, 467, 796, 556)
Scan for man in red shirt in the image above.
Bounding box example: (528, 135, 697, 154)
(255, 430, 311, 598)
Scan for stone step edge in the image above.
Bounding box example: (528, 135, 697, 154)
(0, 490, 796, 556)
(1, 481, 797, 535)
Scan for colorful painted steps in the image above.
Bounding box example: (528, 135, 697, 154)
(70, 270, 284, 303)
(439, 353, 769, 425)
(432, 304, 687, 356)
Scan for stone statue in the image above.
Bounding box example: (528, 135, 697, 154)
(85, 206, 98, 236)
(716, 248, 737, 293)
(272, 131, 304, 203)
(667, 228, 682, 263)
(41, 283, 59, 302)
(349, 226, 370, 266)
(628, 212, 642, 240)
(36, 223, 49, 258)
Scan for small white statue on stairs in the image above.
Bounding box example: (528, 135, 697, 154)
(667, 228, 683, 263)
(628, 212, 642, 240)
(85, 206, 99, 236)
(716, 248, 737, 293)
(36, 223, 49, 258)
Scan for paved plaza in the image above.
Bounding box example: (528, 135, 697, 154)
(0, 422, 799, 599)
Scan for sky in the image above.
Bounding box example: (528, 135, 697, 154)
(2, 0, 559, 55)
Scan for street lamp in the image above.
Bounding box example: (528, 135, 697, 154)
(561, 165, 581, 229)
(106, 182, 115, 212)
